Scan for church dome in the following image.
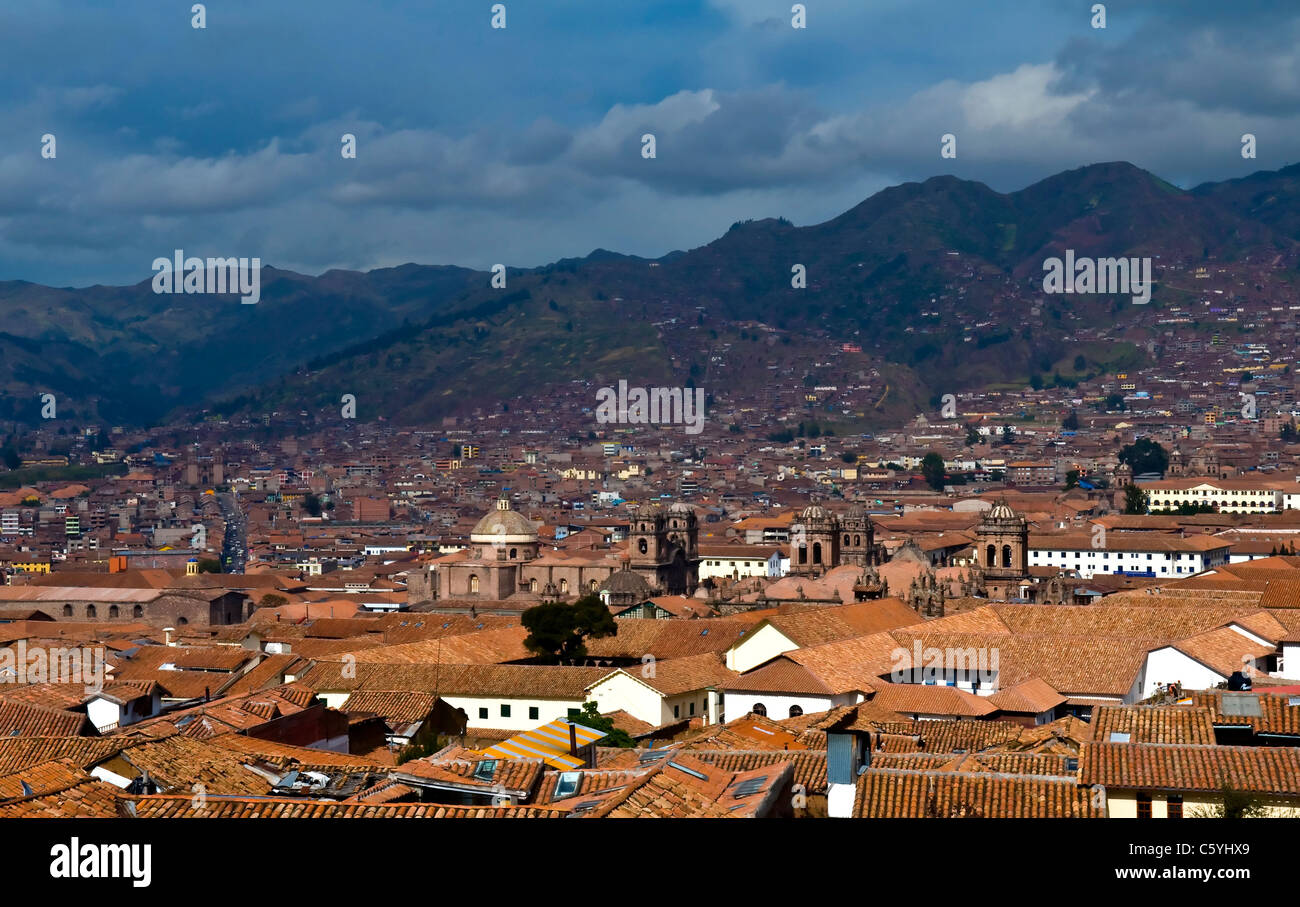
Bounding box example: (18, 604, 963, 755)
(600, 568, 652, 598)
(987, 500, 1017, 520)
(799, 503, 833, 524)
(470, 499, 538, 544)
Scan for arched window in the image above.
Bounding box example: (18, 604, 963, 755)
(63, 604, 73, 617)
(178, 616, 188, 625)
(560, 578, 569, 594)
(752, 703, 767, 717)
(797, 546, 808, 565)
(108, 605, 120, 619)
(789, 705, 803, 718)
(468, 574, 480, 594)
(812, 542, 823, 564)
(133, 605, 144, 618)
(1001, 545, 1012, 568)
(638, 539, 648, 555)
(86, 605, 96, 619)
(843, 534, 851, 546)
(854, 534, 861, 546)
(509, 548, 517, 560)
(528, 578, 537, 593)
(589, 579, 598, 592)
(986, 544, 996, 568)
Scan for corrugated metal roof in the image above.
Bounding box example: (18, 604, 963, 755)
(483, 719, 606, 770)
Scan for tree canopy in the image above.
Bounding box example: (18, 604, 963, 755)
(522, 594, 617, 664)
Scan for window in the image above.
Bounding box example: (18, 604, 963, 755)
(108, 605, 120, 618)
(789, 705, 803, 718)
(1167, 796, 1183, 819)
(63, 605, 72, 617)
(468, 574, 480, 594)
(133, 605, 143, 618)
(479, 707, 488, 719)
(674, 705, 680, 718)
(86, 605, 96, 618)
(500, 704, 511, 718)
(528, 706, 539, 720)
(752, 703, 767, 717)
(1136, 793, 1152, 819)
(689, 702, 695, 716)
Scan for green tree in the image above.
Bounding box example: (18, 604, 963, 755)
(1065, 469, 1080, 489)
(1062, 410, 1080, 432)
(521, 594, 617, 664)
(569, 701, 636, 748)
(196, 558, 223, 574)
(1073, 354, 1087, 372)
(920, 452, 946, 491)
(302, 493, 323, 517)
(964, 425, 981, 446)
(1123, 484, 1150, 515)
(259, 593, 288, 608)
(1118, 438, 1170, 477)
(0, 447, 20, 471)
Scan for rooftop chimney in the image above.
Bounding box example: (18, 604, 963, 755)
(568, 721, 578, 757)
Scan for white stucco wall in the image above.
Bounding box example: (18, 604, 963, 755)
(726, 624, 798, 672)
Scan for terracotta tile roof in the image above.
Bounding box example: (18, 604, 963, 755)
(0, 700, 95, 737)
(0, 736, 127, 774)
(1188, 690, 1300, 738)
(1089, 705, 1218, 745)
(394, 754, 546, 797)
(0, 682, 97, 710)
(0, 758, 91, 799)
(1168, 627, 1276, 677)
(902, 719, 1025, 754)
(534, 768, 650, 806)
(986, 677, 1066, 715)
(125, 795, 567, 818)
(351, 626, 531, 665)
(203, 734, 388, 771)
(103, 734, 276, 795)
(584, 619, 752, 660)
(763, 599, 923, 645)
(869, 684, 998, 719)
(718, 657, 832, 696)
(595, 753, 790, 818)
(342, 779, 419, 804)
(298, 661, 608, 699)
(873, 751, 1076, 776)
(783, 631, 901, 693)
(687, 749, 828, 793)
(1079, 741, 1300, 794)
(636, 652, 736, 697)
(0, 779, 125, 818)
(341, 690, 441, 725)
(678, 712, 810, 751)
(853, 767, 1099, 818)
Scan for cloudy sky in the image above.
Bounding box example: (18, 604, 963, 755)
(1, 0, 1298, 285)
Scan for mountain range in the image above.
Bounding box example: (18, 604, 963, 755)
(3, 161, 1299, 429)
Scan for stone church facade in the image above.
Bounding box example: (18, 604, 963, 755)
(414, 499, 700, 603)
